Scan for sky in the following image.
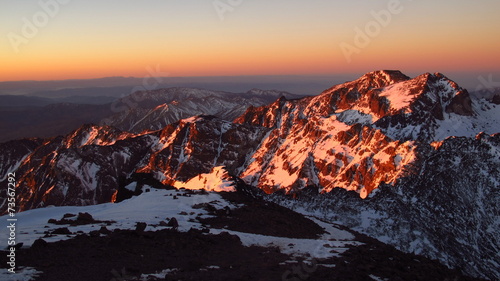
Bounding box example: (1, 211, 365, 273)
(1, 0, 500, 86)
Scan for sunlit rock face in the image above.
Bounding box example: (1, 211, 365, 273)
(234, 70, 480, 196)
(2, 70, 499, 212)
(136, 116, 269, 184)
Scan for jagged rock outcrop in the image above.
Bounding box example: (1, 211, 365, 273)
(136, 116, 269, 183)
(13, 125, 153, 211)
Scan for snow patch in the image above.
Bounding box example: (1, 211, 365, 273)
(434, 98, 500, 141)
(124, 183, 136, 192)
(173, 166, 236, 192)
(336, 110, 373, 125)
(139, 268, 178, 280)
(379, 82, 416, 112)
(0, 189, 237, 247)
(0, 267, 41, 281)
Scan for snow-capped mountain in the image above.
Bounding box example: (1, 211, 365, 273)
(0, 70, 498, 279)
(267, 132, 500, 280)
(0, 87, 300, 143)
(233, 71, 498, 196)
(101, 87, 301, 133)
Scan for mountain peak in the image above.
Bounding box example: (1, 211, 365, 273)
(366, 69, 409, 79)
(318, 70, 411, 97)
(358, 70, 410, 87)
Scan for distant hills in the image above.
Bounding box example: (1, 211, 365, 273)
(0, 87, 302, 143)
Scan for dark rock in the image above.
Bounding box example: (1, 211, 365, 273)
(31, 239, 47, 249)
(199, 192, 325, 239)
(167, 218, 179, 229)
(135, 222, 147, 233)
(492, 93, 500, 104)
(99, 226, 111, 235)
(52, 227, 72, 235)
(13, 243, 24, 250)
(445, 90, 474, 116)
(76, 212, 94, 223)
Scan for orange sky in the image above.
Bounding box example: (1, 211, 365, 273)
(1, 0, 499, 82)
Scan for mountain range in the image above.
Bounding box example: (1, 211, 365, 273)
(0, 70, 498, 279)
(0, 88, 300, 143)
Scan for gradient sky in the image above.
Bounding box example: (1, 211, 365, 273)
(1, 0, 499, 82)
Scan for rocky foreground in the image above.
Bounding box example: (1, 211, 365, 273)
(1, 187, 482, 281)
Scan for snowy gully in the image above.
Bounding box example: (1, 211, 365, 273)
(6, 172, 17, 273)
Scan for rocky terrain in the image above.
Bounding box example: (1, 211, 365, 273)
(1, 70, 498, 279)
(0, 186, 482, 281)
